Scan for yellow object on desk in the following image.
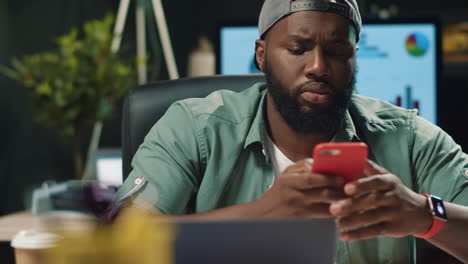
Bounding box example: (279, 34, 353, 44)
(46, 207, 175, 264)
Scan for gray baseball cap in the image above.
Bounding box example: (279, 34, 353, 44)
(258, 0, 362, 41)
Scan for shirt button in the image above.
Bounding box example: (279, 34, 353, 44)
(262, 148, 266, 156)
(134, 178, 143, 185)
(464, 168, 468, 177)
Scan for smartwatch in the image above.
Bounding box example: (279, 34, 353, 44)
(414, 193, 447, 239)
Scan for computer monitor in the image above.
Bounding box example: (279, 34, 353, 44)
(95, 148, 123, 185)
(217, 19, 440, 124)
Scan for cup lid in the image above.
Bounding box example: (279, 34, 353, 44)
(11, 230, 61, 249)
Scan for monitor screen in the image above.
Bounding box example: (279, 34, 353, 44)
(95, 148, 123, 184)
(218, 20, 439, 124)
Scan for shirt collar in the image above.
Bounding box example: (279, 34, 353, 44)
(332, 109, 362, 142)
(243, 83, 273, 163)
(244, 83, 269, 151)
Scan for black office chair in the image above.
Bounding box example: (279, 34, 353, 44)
(121, 74, 265, 180)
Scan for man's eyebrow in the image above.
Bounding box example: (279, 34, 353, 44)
(288, 35, 311, 42)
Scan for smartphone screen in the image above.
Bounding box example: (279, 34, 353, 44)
(311, 142, 368, 183)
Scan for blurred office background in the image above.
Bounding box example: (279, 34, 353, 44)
(0, 1, 467, 261)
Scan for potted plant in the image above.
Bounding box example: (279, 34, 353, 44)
(1, 14, 136, 179)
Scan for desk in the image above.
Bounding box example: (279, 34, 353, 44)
(0, 211, 33, 242)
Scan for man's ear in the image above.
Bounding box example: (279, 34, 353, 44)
(255, 39, 266, 72)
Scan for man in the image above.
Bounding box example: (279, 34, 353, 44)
(116, 0, 468, 262)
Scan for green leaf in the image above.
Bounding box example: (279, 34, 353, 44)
(11, 58, 29, 76)
(36, 82, 52, 96)
(0, 65, 19, 80)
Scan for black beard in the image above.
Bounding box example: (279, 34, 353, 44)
(265, 63, 355, 135)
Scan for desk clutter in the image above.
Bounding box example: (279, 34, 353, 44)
(10, 180, 132, 264)
(31, 180, 119, 218)
(11, 207, 174, 264)
(9, 181, 337, 264)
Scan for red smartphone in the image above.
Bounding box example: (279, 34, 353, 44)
(311, 142, 369, 183)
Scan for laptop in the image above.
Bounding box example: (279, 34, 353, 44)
(175, 218, 336, 264)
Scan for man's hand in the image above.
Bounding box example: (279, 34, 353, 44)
(254, 159, 347, 218)
(329, 160, 432, 241)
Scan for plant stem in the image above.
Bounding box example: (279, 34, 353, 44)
(73, 134, 84, 179)
(82, 120, 103, 180)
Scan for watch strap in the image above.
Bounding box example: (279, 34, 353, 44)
(414, 193, 446, 239)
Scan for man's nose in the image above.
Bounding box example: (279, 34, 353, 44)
(303, 47, 330, 80)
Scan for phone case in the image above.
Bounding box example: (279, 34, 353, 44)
(311, 142, 368, 183)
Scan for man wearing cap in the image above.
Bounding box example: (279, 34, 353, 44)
(116, 0, 468, 262)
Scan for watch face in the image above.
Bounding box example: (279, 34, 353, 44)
(430, 196, 447, 220)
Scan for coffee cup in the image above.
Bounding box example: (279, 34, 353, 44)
(11, 230, 61, 264)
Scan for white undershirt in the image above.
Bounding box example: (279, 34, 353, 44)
(267, 135, 294, 177)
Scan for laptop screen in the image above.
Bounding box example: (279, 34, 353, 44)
(218, 20, 440, 124)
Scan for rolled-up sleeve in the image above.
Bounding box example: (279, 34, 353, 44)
(115, 102, 205, 214)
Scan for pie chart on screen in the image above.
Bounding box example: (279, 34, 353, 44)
(406, 33, 429, 57)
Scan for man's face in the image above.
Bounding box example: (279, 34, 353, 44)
(256, 11, 357, 134)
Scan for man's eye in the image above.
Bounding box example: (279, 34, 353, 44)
(328, 47, 353, 58)
(331, 50, 347, 56)
(287, 47, 304, 55)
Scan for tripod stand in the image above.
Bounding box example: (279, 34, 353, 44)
(82, 0, 179, 180)
(111, 0, 179, 83)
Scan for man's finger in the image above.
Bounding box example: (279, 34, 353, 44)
(286, 172, 344, 190)
(282, 159, 313, 174)
(335, 206, 398, 230)
(340, 222, 388, 242)
(304, 188, 347, 204)
(330, 190, 397, 216)
(344, 174, 396, 196)
(363, 160, 389, 176)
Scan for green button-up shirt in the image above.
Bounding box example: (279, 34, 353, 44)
(116, 82, 468, 263)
